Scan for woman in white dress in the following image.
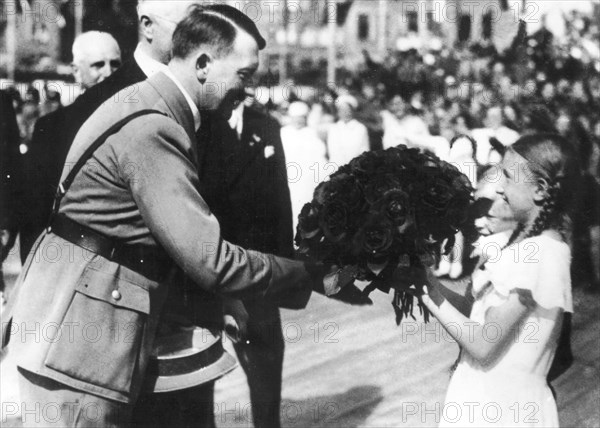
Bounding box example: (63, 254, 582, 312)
(401, 134, 580, 427)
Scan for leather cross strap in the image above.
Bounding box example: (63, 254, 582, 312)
(51, 109, 166, 220)
(46, 109, 170, 280)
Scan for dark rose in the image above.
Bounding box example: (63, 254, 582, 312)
(319, 202, 349, 242)
(363, 173, 403, 205)
(314, 173, 364, 210)
(420, 175, 454, 211)
(374, 189, 412, 231)
(354, 216, 395, 257)
(349, 151, 387, 176)
(297, 203, 321, 240)
(444, 196, 471, 229)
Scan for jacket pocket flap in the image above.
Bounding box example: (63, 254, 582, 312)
(76, 268, 150, 314)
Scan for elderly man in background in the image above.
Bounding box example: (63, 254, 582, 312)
(71, 31, 122, 92)
(326, 94, 370, 168)
(19, 31, 122, 262)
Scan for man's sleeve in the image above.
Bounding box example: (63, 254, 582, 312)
(119, 116, 316, 307)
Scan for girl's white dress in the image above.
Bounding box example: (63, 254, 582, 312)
(440, 234, 573, 427)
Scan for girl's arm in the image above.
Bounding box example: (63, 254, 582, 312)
(422, 268, 533, 366)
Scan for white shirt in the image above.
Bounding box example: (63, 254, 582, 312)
(326, 119, 370, 168)
(381, 110, 430, 149)
(281, 125, 328, 231)
(228, 103, 244, 139)
(134, 44, 169, 77)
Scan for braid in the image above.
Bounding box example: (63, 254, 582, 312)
(524, 182, 560, 239)
(501, 181, 561, 251)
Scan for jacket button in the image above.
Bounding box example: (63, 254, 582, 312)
(112, 290, 122, 301)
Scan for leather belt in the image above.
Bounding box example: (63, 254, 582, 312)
(49, 214, 172, 282)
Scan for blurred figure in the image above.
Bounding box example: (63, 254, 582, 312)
(471, 105, 520, 165)
(381, 93, 429, 149)
(281, 101, 328, 231)
(16, 99, 39, 153)
(71, 31, 122, 91)
(356, 82, 384, 150)
(307, 88, 336, 142)
(327, 95, 370, 167)
(39, 85, 62, 117)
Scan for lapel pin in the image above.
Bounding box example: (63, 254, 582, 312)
(264, 145, 275, 159)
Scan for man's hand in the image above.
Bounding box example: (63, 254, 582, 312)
(315, 265, 372, 306)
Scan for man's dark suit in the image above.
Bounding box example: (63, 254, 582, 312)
(198, 105, 293, 428)
(20, 61, 146, 261)
(1, 91, 23, 275)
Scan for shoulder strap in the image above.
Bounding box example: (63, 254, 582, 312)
(51, 109, 166, 220)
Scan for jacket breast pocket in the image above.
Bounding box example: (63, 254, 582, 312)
(44, 266, 150, 395)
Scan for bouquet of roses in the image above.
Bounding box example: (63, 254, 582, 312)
(295, 145, 473, 324)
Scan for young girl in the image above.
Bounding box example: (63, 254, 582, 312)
(408, 134, 580, 427)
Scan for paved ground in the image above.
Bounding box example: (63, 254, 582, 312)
(1, 243, 599, 427)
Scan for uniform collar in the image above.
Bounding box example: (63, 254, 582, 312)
(147, 73, 198, 144)
(162, 69, 201, 132)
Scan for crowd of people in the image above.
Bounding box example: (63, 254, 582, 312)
(268, 9, 599, 288)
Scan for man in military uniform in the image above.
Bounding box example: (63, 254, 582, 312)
(2, 6, 355, 427)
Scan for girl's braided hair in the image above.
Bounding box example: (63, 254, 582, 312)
(505, 133, 581, 247)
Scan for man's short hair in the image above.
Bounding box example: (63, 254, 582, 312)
(72, 31, 120, 64)
(172, 4, 266, 59)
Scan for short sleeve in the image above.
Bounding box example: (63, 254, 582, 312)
(485, 236, 573, 312)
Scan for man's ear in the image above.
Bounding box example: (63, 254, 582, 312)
(533, 177, 550, 203)
(195, 53, 211, 84)
(139, 15, 154, 41)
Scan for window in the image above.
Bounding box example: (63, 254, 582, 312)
(482, 12, 493, 40)
(426, 11, 435, 31)
(358, 14, 369, 41)
(458, 14, 471, 42)
(407, 11, 418, 33)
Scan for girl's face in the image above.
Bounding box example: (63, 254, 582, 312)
(496, 150, 539, 225)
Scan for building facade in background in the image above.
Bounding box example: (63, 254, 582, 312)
(1, 0, 597, 79)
